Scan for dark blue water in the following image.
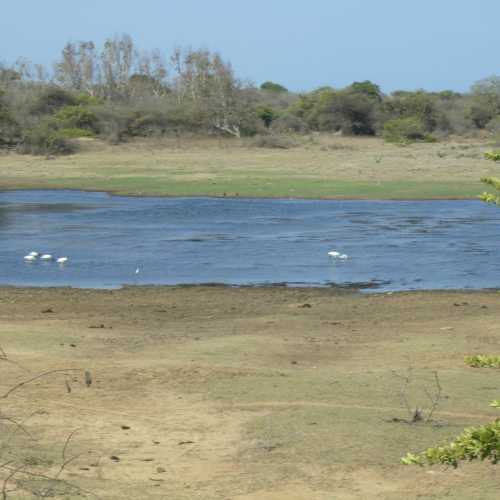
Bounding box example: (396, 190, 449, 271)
(1, 190, 500, 291)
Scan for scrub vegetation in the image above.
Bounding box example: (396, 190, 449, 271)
(2, 34, 500, 156)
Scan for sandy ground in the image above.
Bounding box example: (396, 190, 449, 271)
(1, 286, 500, 499)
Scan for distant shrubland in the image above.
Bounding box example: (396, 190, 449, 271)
(2, 34, 500, 154)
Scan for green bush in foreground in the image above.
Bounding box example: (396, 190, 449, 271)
(465, 355, 500, 368)
(401, 416, 500, 467)
(480, 176, 500, 205)
(484, 150, 500, 161)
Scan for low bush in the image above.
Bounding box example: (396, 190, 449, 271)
(29, 87, 77, 115)
(125, 111, 170, 137)
(18, 123, 77, 155)
(57, 127, 95, 139)
(383, 116, 436, 144)
(0, 108, 20, 146)
(484, 150, 500, 161)
(270, 114, 308, 134)
(402, 418, 500, 467)
(54, 106, 98, 132)
(250, 133, 299, 149)
(465, 354, 500, 368)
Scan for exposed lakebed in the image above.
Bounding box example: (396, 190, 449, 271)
(1, 190, 499, 291)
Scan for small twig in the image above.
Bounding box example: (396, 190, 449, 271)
(1, 466, 102, 499)
(1, 369, 83, 399)
(424, 371, 442, 423)
(1, 464, 24, 500)
(0, 411, 38, 442)
(38, 429, 83, 498)
(394, 366, 414, 420)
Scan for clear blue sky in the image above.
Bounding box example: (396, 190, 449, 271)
(1, 0, 498, 93)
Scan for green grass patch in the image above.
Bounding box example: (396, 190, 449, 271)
(4, 175, 486, 200)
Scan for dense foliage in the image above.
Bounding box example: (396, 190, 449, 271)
(2, 34, 500, 154)
(402, 417, 500, 467)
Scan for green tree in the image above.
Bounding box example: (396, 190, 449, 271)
(350, 80, 382, 102)
(260, 81, 288, 93)
(255, 105, 278, 128)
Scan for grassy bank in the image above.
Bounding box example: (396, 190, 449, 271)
(1, 286, 500, 499)
(0, 135, 497, 199)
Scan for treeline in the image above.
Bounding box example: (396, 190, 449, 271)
(2, 34, 500, 154)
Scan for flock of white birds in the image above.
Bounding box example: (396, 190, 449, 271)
(328, 250, 349, 260)
(24, 251, 343, 267)
(23, 251, 68, 264)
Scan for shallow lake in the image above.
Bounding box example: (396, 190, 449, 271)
(1, 190, 500, 291)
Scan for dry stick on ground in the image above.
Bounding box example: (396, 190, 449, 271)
(1, 369, 84, 399)
(39, 429, 86, 499)
(0, 347, 97, 498)
(392, 367, 443, 424)
(1, 464, 24, 500)
(0, 412, 38, 441)
(0, 464, 102, 500)
(424, 371, 443, 423)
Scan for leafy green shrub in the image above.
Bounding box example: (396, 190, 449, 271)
(402, 417, 500, 466)
(74, 93, 101, 106)
(255, 105, 278, 128)
(465, 354, 500, 368)
(125, 111, 170, 137)
(384, 91, 440, 132)
(484, 150, 500, 161)
(54, 106, 98, 132)
(18, 123, 77, 155)
(57, 127, 95, 138)
(383, 117, 436, 143)
(29, 87, 77, 115)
